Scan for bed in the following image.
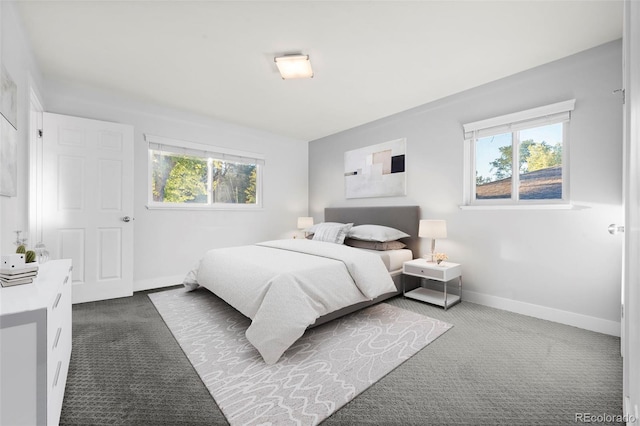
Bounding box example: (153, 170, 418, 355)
(183, 205, 420, 364)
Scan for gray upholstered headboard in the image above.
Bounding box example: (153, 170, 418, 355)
(324, 206, 421, 258)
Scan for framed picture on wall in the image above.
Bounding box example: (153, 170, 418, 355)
(0, 116, 18, 197)
(344, 138, 406, 199)
(1, 65, 17, 130)
(0, 64, 18, 197)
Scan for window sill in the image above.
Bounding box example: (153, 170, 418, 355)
(459, 203, 576, 211)
(146, 204, 263, 211)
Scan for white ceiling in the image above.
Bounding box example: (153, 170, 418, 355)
(16, 1, 623, 141)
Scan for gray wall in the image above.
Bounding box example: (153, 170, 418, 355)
(309, 40, 623, 334)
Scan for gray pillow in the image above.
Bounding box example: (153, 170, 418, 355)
(344, 238, 407, 251)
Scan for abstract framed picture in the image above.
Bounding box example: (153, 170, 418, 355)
(1, 65, 17, 130)
(0, 116, 17, 197)
(344, 138, 406, 199)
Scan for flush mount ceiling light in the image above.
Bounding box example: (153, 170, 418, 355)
(274, 54, 313, 79)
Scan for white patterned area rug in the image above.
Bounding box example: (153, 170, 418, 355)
(149, 288, 452, 426)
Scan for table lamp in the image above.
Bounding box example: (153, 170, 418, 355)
(419, 219, 447, 262)
(297, 217, 314, 238)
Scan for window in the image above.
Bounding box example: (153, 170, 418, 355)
(462, 100, 575, 207)
(146, 135, 264, 209)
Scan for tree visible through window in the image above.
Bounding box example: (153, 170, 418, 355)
(474, 122, 564, 201)
(463, 100, 574, 206)
(153, 154, 208, 203)
(150, 146, 261, 207)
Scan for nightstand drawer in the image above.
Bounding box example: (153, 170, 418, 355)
(403, 260, 461, 281)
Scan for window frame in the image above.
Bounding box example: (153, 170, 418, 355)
(462, 100, 575, 208)
(145, 134, 264, 210)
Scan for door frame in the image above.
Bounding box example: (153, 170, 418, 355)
(623, 0, 640, 421)
(27, 78, 44, 247)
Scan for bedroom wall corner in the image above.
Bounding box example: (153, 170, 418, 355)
(308, 40, 624, 335)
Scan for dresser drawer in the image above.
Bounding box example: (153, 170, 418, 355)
(49, 325, 70, 406)
(47, 272, 71, 353)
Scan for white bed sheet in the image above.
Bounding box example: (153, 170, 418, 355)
(356, 248, 413, 272)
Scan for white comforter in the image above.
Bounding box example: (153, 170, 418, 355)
(183, 239, 396, 364)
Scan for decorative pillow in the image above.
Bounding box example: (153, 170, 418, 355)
(347, 224, 410, 242)
(311, 222, 353, 244)
(344, 238, 407, 251)
(305, 222, 346, 234)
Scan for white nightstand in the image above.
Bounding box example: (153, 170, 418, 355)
(402, 258, 462, 310)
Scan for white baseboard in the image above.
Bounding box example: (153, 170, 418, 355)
(462, 289, 621, 337)
(134, 275, 184, 292)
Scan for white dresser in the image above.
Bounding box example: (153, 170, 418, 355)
(0, 259, 73, 426)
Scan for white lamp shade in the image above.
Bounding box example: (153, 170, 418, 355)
(418, 220, 447, 239)
(297, 217, 314, 229)
(275, 55, 313, 79)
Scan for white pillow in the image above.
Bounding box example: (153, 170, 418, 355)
(311, 222, 353, 244)
(348, 224, 410, 242)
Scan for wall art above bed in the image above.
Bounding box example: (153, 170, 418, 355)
(344, 138, 406, 199)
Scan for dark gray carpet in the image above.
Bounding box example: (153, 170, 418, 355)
(60, 287, 225, 425)
(60, 287, 623, 425)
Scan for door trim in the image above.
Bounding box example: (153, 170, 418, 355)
(28, 81, 44, 247)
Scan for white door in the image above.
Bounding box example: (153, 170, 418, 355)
(622, 0, 640, 422)
(42, 113, 134, 303)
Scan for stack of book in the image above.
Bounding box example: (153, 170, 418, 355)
(1, 254, 39, 288)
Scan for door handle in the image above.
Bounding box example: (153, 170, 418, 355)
(122, 216, 134, 223)
(608, 224, 625, 235)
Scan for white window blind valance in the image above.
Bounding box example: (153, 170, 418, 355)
(146, 134, 265, 166)
(463, 99, 576, 140)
